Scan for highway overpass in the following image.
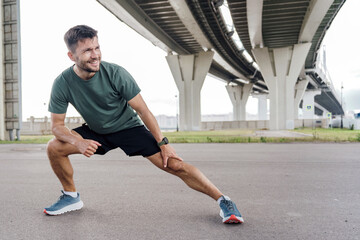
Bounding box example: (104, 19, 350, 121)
(97, 0, 345, 131)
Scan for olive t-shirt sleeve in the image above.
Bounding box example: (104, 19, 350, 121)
(48, 78, 69, 114)
(116, 67, 141, 101)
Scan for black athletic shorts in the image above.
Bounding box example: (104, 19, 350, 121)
(73, 124, 161, 157)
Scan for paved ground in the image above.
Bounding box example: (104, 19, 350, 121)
(0, 143, 359, 240)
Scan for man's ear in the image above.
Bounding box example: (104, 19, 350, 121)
(67, 51, 75, 61)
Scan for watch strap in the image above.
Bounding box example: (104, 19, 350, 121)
(158, 137, 168, 147)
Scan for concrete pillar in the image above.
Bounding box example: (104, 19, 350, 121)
(225, 84, 253, 121)
(253, 94, 268, 120)
(0, 1, 4, 140)
(252, 43, 312, 130)
(0, 0, 21, 140)
(294, 79, 309, 119)
(166, 51, 214, 131)
(302, 90, 322, 119)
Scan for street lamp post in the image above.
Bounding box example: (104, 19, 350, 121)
(175, 95, 179, 132)
(340, 83, 343, 129)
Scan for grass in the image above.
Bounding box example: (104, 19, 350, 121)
(163, 130, 306, 143)
(1, 128, 360, 144)
(163, 129, 255, 143)
(164, 128, 360, 143)
(292, 128, 360, 142)
(0, 135, 54, 144)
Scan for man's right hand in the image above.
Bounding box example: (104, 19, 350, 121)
(75, 139, 102, 157)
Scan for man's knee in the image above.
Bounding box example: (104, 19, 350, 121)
(47, 138, 74, 158)
(167, 158, 186, 173)
(47, 138, 61, 157)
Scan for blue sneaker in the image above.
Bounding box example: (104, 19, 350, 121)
(219, 197, 244, 224)
(44, 191, 84, 215)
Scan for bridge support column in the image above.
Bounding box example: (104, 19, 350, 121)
(253, 94, 268, 120)
(302, 90, 322, 119)
(166, 51, 214, 131)
(294, 79, 309, 119)
(0, 0, 22, 140)
(225, 84, 253, 121)
(252, 43, 311, 130)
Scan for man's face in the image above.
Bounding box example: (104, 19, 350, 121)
(70, 37, 101, 73)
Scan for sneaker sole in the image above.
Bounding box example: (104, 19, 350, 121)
(223, 214, 244, 224)
(44, 200, 84, 216)
(220, 210, 244, 224)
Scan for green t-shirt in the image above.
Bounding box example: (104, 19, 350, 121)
(48, 61, 143, 134)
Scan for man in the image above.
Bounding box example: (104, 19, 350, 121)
(44, 25, 243, 224)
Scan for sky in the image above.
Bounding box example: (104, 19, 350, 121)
(320, 0, 360, 111)
(19, 0, 360, 120)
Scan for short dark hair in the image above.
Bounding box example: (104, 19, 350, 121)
(64, 25, 98, 53)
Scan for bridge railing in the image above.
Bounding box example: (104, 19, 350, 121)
(315, 45, 339, 101)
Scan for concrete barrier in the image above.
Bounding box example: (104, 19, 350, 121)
(201, 120, 270, 130)
(331, 118, 360, 129)
(21, 116, 85, 135)
(202, 119, 329, 131)
(21, 117, 331, 135)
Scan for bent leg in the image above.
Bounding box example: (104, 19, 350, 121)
(46, 130, 82, 192)
(147, 153, 223, 201)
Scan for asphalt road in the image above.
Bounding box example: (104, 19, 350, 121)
(0, 143, 359, 240)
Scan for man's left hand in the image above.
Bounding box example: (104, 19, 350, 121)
(160, 144, 183, 168)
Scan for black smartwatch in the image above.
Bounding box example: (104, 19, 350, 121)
(158, 137, 169, 147)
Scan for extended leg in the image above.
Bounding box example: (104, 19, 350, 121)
(147, 152, 223, 201)
(147, 153, 244, 224)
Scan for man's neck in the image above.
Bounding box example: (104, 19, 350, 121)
(73, 65, 95, 80)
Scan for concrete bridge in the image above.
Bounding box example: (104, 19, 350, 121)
(97, 0, 345, 131)
(0, 0, 347, 140)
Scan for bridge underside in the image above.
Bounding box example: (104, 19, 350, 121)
(97, 0, 345, 131)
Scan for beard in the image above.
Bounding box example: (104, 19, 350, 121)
(77, 58, 101, 73)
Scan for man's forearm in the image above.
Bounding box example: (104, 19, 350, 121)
(52, 125, 81, 145)
(138, 111, 163, 143)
